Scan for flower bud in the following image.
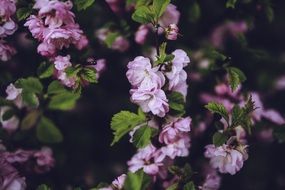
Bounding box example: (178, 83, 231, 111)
(165, 24, 179, 40)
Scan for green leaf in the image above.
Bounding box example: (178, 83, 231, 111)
(227, 67, 246, 91)
(265, 6, 274, 22)
(36, 184, 51, 190)
(205, 49, 226, 61)
(65, 66, 81, 77)
(16, 77, 43, 94)
(154, 43, 175, 65)
(81, 67, 97, 83)
(226, 0, 237, 8)
(105, 32, 119, 48)
(2, 109, 14, 121)
(74, 0, 95, 11)
(136, 0, 152, 7)
(231, 96, 255, 131)
(17, 7, 32, 21)
(181, 164, 193, 182)
(153, 0, 170, 18)
(124, 170, 151, 190)
(205, 102, 229, 122)
(212, 132, 228, 146)
(36, 116, 63, 143)
(184, 182, 196, 190)
(21, 91, 39, 107)
(168, 92, 185, 116)
(133, 126, 155, 148)
(48, 92, 80, 111)
(47, 81, 67, 95)
(37, 62, 54, 79)
(0, 97, 13, 107)
(188, 2, 201, 23)
(132, 6, 154, 24)
(169, 164, 193, 182)
(21, 110, 40, 130)
(111, 111, 146, 145)
(166, 183, 179, 190)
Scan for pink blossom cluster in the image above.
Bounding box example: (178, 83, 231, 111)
(52, 54, 107, 88)
(0, 156, 26, 190)
(125, 47, 192, 184)
(0, 0, 17, 61)
(200, 81, 284, 144)
(135, 4, 180, 44)
(24, 0, 88, 57)
(127, 49, 190, 117)
(128, 117, 191, 177)
(0, 144, 55, 189)
(53, 55, 76, 87)
(204, 143, 248, 175)
(211, 21, 248, 48)
(0, 84, 24, 133)
(199, 164, 221, 190)
(127, 56, 168, 117)
(201, 82, 285, 125)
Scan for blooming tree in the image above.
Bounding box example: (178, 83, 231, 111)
(0, 0, 284, 189)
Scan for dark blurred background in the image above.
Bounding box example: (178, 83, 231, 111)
(1, 0, 285, 189)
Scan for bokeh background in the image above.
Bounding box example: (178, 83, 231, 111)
(1, 0, 285, 189)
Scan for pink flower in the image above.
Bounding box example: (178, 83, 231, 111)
(127, 56, 165, 90)
(34, 0, 74, 27)
(263, 110, 285, 125)
(54, 55, 72, 71)
(201, 173, 221, 190)
(24, 15, 46, 40)
(53, 55, 77, 88)
(164, 49, 190, 97)
(251, 92, 285, 125)
(25, 0, 88, 57)
(0, 41, 16, 61)
(135, 25, 150, 44)
(275, 75, 285, 90)
(211, 21, 248, 48)
(165, 24, 179, 40)
(204, 144, 247, 175)
(214, 83, 229, 95)
(0, 107, 19, 132)
(172, 49, 190, 67)
(131, 89, 169, 117)
(159, 117, 191, 144)
(200, 164, 221, 190)
(106, 0, 122, 14)
(6, 84, 22, 102)
(37, 42, 56, 57)
(88, 58, 107, 80)
(111, 174, 126, 189)
(0, 158, 26, 190)
(4, 149, 33, 164)
(200, 93, 234, 112)
(157, 134, 191, 160)
(111, 36, 129, 52)
(128, 144, 163, 175)
(0, 0, 16, 19)
(159, 4, 180, 28)
(0, 19, 17, 37)
(57, 72, 76, 88)
(34, 147, 55, 170)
